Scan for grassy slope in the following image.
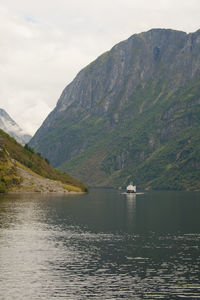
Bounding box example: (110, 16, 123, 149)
(0, 146, 21, 192)
(0, 129, 88, 193)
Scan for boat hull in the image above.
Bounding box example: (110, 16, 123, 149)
(126, 190, 136, 193)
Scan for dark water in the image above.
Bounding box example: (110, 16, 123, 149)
(0, 189, 200, 299)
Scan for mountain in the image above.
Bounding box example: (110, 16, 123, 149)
(0, 108, 32, 145)
(30, 28, 200, 191)
(0, 129, 88, 193)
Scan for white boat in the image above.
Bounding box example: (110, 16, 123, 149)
(126, 183, 136, 193)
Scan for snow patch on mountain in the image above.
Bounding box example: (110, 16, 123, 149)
(0, 108, 32, 145)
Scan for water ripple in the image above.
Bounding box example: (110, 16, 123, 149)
(0, 192, 200, 299)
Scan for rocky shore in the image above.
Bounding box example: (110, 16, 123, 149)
(10, 163, 83, 194)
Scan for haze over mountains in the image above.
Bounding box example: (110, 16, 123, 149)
(0, 108, 32, 145)
(30, 28, 200, 190)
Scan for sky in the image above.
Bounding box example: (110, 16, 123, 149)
(0, 0, 200, 135)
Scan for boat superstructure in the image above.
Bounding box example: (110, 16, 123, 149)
(126, 183, 136, 193)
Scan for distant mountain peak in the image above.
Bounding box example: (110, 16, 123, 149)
(0, 108, 32, 145)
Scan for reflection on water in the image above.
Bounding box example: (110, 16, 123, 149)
(0, 190, 200, 299)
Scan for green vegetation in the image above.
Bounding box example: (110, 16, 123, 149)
(0, 146, 21, 193)
(62, 184, 83, 193)
(0, 129, 88, 193)
(57, 78, 200, 190)
(29, 29, 200, 191)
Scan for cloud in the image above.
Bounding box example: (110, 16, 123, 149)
(0, 0, 199, 134)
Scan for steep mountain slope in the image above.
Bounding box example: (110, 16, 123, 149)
(30, 29, 200, 190)
(0, 129, 88, 193)
(0, 108, 32, 145)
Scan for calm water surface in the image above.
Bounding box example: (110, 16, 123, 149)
(0, 189, 200, 299)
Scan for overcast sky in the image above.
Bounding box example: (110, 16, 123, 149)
(0, 0, 199, 135)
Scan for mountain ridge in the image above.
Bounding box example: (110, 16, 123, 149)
(0, 108, 32, 145)
(30, 28, 200, 190)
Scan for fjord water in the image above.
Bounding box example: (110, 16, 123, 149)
(0, 190, 199, 299)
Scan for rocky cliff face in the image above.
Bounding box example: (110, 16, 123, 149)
(0, 109, 31, 145)
(30, 28, 200, 190)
